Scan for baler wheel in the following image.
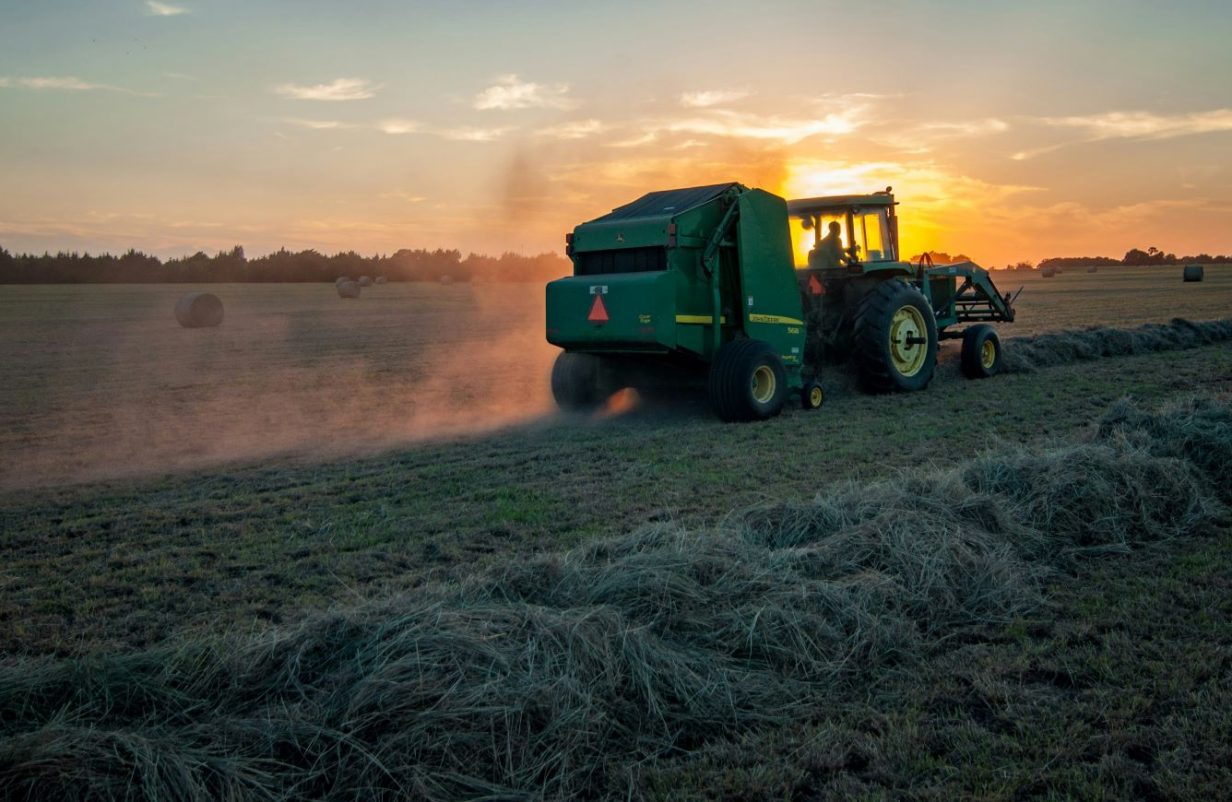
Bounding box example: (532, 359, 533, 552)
(551, 352, 604, 411)
(960, 324, 1003, 379)
(801, 380, 825, 410)
(708, 339, 787, 422)
(851, 279, 938, 393)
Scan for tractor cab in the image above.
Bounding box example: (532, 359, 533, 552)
(786, 189, 902, 272)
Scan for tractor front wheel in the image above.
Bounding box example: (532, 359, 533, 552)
(960, 324, 1002, 379)
(708, 339, 787, 422)
(851, 279, 938, 393)
(551, 351, 605, 411)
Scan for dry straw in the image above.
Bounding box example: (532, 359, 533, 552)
(1, 396, 1228, 800)
(1000, 317, 1232, 373)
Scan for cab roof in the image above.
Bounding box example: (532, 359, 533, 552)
(786, 193, 896, 215)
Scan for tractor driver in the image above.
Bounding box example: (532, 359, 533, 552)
(810, 220, 846, 270)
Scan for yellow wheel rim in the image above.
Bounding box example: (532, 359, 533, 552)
(809, 386, 824, 407)
(980, 339, 997, 369)
(752, 365, 776, 403)
(889, 305, 928, 377)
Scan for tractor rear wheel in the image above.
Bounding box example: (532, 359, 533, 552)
(960, 324, 1002, 379)
(851, 279, 938, 393)
(551, 352, 604, 411)
(708, 339, 787, 422)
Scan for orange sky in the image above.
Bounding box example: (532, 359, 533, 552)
(2, 1, 1231, 266)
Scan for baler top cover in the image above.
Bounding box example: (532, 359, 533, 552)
(589, 182, 743, 224)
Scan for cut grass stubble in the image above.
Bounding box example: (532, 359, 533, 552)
(1, 395, 1230, 800)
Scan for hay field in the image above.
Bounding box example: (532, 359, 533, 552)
(1, 265, 1231, 800)
(1, 265, 1228, 490)
(0, 281, 554, 489)
(986, 263, 1232, 335)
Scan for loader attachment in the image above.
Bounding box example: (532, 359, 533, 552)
(919, 260, 1016, 331)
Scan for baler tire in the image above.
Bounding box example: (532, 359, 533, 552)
(551, 352, 604, 411)
(960, 324, 1002, 379)
(801, 380, 825, 410)
(708, 339, 787, 422)
(851, 279, 938, 393)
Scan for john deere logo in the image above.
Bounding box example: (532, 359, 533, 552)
(616, 233, 624, 243)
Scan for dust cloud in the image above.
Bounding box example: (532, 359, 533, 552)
(0, 283, 561, 490)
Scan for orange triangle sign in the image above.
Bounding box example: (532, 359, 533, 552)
(808, 274, 824, 296)
(588, 294, 609, 323)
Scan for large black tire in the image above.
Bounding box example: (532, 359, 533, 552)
(551, 352, 604, 411)
(707, 339, 788, 422)
(851, 279, 938, 393)
(960, 324, 1002, 379)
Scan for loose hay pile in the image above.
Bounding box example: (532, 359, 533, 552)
(173, 292, 224, 328)
(1000, 317, 1232, 373)
(1, 398, 1228, 801)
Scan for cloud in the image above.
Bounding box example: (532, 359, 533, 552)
(146, 1, 188, 15)
(662, 108, 864, 144)
(376, 119, 511, 142)
(286, 118, 356, 130)
(874, 118, 1010, 154)
(1012, 108, 1232, 160)
(473, 74, 573, 111)
(0, 75, 155, 96)
(273, 78, 378, 101)
(377, 118, 421, 135)
(534, 119, 605, 140)
(438, 126, 513, 142)
(919, 119, 1010, 137)
(379, 191, 427, 203)
(679, 89, 751, 108)
(1040, 109, 1232, 140)
(603, 95, 873, 148)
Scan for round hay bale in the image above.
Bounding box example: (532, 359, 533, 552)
(1040, 267, 1056, 278)
(374, 275, 388, 285)
(337, 280, 362, 299)
(358, 276, 372, 287)
(335, 276, 353, 287)
(1087, 265, 1098, 273)
(174, 292, 224, 328)
(1183, 265, 1204, 282)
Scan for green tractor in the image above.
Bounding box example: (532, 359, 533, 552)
(545, 182, 1015, 421)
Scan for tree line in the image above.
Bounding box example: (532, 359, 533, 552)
(1036, 247, 1232, 271)
(0, 245, 572, 284)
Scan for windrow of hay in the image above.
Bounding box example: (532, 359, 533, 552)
(1, 397, 1228, 801)
(1000, 316, 1232, 373)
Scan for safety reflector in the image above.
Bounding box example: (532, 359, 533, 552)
(588, 294, 609, 323)
(808, 274, 824, 296)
